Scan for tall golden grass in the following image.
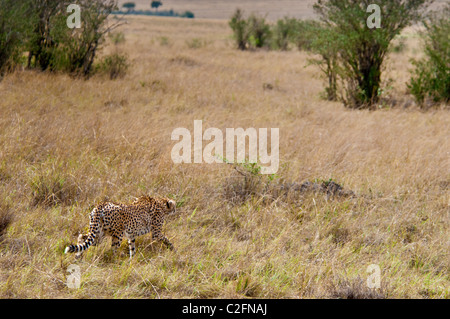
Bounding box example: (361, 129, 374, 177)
(0, 16, 448, 298)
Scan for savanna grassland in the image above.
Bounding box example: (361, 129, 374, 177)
(117, 0, 449, 20)
(0, 15, 449, 298)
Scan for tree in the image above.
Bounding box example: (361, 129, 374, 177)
(122, 2, 135, 11)
(151, 1, 162, 11)
(313, 0, 432, 108)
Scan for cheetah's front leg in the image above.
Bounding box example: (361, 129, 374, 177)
(128, 238, 136, 258)
(111, 234, 123, 255)
(152, 232, 174, 251)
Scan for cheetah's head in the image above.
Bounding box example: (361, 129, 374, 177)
(162, 198, 176, 215)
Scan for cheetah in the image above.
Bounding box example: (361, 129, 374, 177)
(64, 196, 176, 258)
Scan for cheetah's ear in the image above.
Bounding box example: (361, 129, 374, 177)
(166, 199, 176, 211)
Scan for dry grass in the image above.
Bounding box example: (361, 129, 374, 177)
(0, 16, 448, 299)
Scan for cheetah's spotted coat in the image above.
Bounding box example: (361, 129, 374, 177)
(65, 196, 176, 258)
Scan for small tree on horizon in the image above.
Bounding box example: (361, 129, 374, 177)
(151, 1, 162, 11)
(122, 2, 135, 11)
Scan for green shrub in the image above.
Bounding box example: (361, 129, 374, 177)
(306, 23, 341, 101)
(408, 5, 450, 107)
(229, 9, 271, 50)
(0, 0, 31, 76)
(95, 31, 128, 79)
(247, 14, 271, 49)
(25, 0, 123, 78)
(180, 11, 195, 19)
(25, 0, 62, 71)
(221, 156, 278, 205)
(229, 9, 250, 50)
(52, 1, 123, 77)
(290, 19, 320, 51)
(313, 0, 431, 108)
(271, 17, 298, 51)
(96, 52, 129, 80)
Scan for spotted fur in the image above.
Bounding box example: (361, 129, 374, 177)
(65, 196, 176, 258)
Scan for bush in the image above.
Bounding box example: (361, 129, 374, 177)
(408, 4, 450, 107)
(290, 19, 320, 51)
(221, 158, 278, 205)
(95, 31, 128, 79)
(0, 0, 31, 76)
(247, 14, 271, 49)
(180, 11, 195, 19)
(271, 17, 298, 51)
(51, 0, 123, 77)
(25, 0, 62, 71)
(313, 0, 431, 108)
(229, 9, 271, 50)
(96, 53, 129, 80)
(229, 9, 250, 50)
(306, 23, 341, 101)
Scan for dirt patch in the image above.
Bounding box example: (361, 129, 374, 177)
(274, 180, 356, 200)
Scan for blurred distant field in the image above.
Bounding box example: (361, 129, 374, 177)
(118, 0, 449, 20)
(0, 15, 448, 298)
(119, 0, 318, 19)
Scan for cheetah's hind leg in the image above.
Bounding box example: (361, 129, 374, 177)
(128, 238, 136, 258)
(74, 231, 104, 259)
(74, 233, 87, 259)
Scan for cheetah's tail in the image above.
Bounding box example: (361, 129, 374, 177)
(64, 233, 96, 254)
